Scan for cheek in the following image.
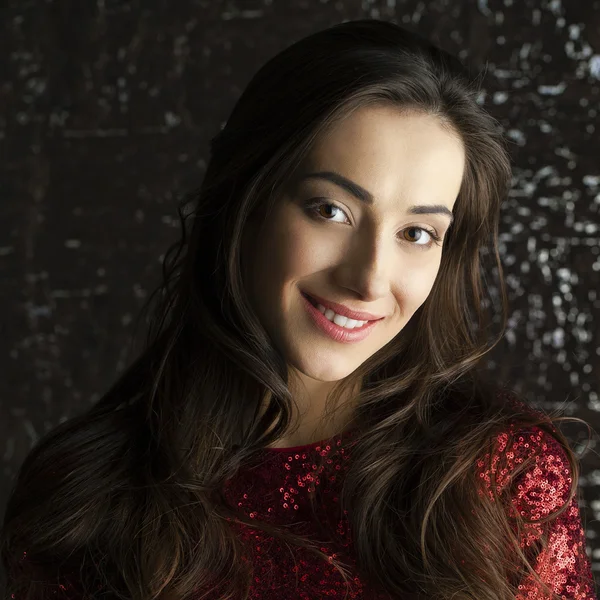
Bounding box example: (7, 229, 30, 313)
(250, 216, 309, 299)
(393, 260, 442, 313)
(276, 217, 337, 281)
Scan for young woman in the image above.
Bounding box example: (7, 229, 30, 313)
(1, 19, 596, 600)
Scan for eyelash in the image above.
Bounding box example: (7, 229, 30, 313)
(303, 198, 443, 250)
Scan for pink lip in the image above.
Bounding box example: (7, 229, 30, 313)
(301, 293, 379, 343)
(301, 291, 385, 322)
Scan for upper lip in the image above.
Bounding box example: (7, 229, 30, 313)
(302, 291, 386, 321)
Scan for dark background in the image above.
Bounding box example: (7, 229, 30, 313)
(1, 0, 599, 588)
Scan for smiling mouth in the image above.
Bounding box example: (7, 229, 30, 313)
(302, 292, 380, 323)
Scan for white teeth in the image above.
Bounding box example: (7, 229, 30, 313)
(316, 303, 367, 329)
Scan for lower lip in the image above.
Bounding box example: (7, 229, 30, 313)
(301, 293, 381, 343)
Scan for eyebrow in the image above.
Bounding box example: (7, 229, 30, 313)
(300, 170, 455, 225)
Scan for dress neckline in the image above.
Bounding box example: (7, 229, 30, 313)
(263, 428, 355, 452)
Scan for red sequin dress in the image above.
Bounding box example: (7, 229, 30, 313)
(220, 422, 597, 599)
(11, 405, 598, 600)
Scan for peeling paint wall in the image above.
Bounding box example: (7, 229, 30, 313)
(1, 0, 599, 585)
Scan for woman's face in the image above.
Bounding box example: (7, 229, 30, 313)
(242, 105, 465, 387)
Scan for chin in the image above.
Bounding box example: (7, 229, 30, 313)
(296, 359, 360, 383)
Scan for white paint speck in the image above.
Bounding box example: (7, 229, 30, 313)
(538, 82, 566, 95)
(477, 0, 491, 16)
(507, 129, 526, 145)
(165, 112, 181, 127)
(569, 23, 581, 40)
(589, 55, 600, 79)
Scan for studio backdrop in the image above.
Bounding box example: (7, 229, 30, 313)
(1, 0, 599, 590)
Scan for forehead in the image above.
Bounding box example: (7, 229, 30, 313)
(312, 104, 463, 163)
(296, 105, 465, 209)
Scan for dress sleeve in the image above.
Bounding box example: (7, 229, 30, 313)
(510, 427, 597, 600)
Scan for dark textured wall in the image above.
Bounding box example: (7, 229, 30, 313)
(2, 0, 599, 584)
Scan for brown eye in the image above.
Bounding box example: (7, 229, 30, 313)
(403, 227, 424, 242)
(399, 226, 442, 249)
(317, 204, 337, 218)
(305, 199, 348, 223)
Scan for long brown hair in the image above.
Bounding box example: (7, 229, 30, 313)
(1, 19, 595, 600)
